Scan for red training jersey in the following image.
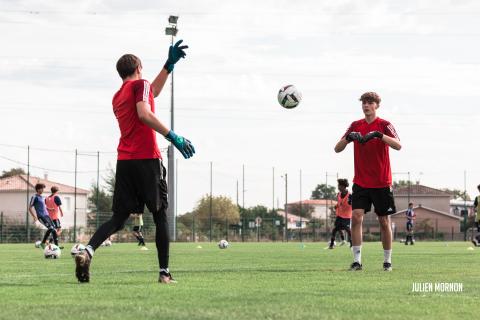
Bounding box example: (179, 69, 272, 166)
(342, 117, 399, 188)
(336, 192, 352, 219)
(112, 79, 161, 160)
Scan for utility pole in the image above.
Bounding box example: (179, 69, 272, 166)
(272, 167, 275, 211)
(25, 145, 30, 242)
(284, 174, 288, 242)
(96, 151, 100, 229)
(209, 162, 213, 242)
(299, 169, 303, 242)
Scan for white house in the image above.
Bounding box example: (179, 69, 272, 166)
(276, 209, 309, 229)
(449, 198, 475, 217)
(0, 174, 89, 228)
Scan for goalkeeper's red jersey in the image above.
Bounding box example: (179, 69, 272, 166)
(112, 79, 161, 160)
(342, 117, 399, 188)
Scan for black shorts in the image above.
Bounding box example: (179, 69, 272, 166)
(334, 217, 351, 230)
(52, 219, 61, 229)
(133, 225, 143, 233)
(38, 215, 54, 229)
(406, 221, 414, 231)
(351, 184, 396, 216)
(112, 159, 168, 218)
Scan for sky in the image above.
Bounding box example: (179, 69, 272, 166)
(1, 0, 480, 215)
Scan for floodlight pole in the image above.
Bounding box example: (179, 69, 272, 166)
(283, 174, 288, 242)
(165, 16, 178, 241)
(26, 145, 30, 243)
(299, 169, 302, 242)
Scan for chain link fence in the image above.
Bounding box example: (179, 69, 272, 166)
(1, 211, 476, 244)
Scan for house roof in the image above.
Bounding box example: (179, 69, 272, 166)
(394, 184, 452, 197)
(392, 205, 462, 221)
(0, 174, 89, 194)
(288, 199, 337, 206)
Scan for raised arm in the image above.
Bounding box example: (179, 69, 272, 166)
(151, 40, 189, 98)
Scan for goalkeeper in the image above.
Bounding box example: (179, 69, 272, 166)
(75, 40, 194, 284)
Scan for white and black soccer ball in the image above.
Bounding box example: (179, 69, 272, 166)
(44, 244, 61, 259)
(35, 240, 42, 248)
(277, 85, 302, 109)
(103, 240, 112, 247)
(70, 243, 86, 257)
(218, 239, 229, 249)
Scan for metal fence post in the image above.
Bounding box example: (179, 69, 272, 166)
(0, 211, 3, 243)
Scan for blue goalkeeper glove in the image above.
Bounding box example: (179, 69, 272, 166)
(164, 40, 188, 73)
(361, 131, 383, 144)
(166, 130, 195, 159)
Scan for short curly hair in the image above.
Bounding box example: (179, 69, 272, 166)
(359, 92, 381, 104)
(337, 178, 349, 188)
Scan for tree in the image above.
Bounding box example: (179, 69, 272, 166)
(392, 180, 414, 189)
(87, 166, 116, 227)
(1, 167, 26, 178)
(189, 194, 240, 230)
(311, 184, 336, 200)
(416, 218, 434, 236)
(442, 188, 470, 201)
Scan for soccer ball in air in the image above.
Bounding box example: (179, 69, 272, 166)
(44, 244, 61, 259)
(218, 239, 229, 249)
(277, 85, 302, 109)
(35, 240, 42, 248)
(70, 243, 86, 257)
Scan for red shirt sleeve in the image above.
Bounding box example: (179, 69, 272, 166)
(383, 121, 400, 140)
(133, 80, 151, 104)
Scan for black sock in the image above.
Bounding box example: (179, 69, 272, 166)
(88, 215, 126, 250)
(154, 210, 170, 269)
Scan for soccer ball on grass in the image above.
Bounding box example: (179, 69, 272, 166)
(218, 239, 229, 249)
(44, 244, 61, 259)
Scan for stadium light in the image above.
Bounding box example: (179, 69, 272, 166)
(165, 15, 178, 36)
(168, 15, 178, 24)
(165, 26, 178, 36)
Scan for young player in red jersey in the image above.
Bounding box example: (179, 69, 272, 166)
(334, 92, 401, 271)
(75, 40, 195, 284)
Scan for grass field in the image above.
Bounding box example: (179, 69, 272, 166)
(0, 241, 478, 320)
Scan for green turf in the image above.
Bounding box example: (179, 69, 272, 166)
(0, 241, 478, 320)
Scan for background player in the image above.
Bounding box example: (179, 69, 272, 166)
(75, 40, 195, 283)
(473, 184, 480, 246)
(45, 186, 64, 239)
(405, 202, 416, 245)
(28, 183, 61, 249)
(334, 92, 401, 271)
(329, 178, 352, 249)
(131, 213, 146, 246)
